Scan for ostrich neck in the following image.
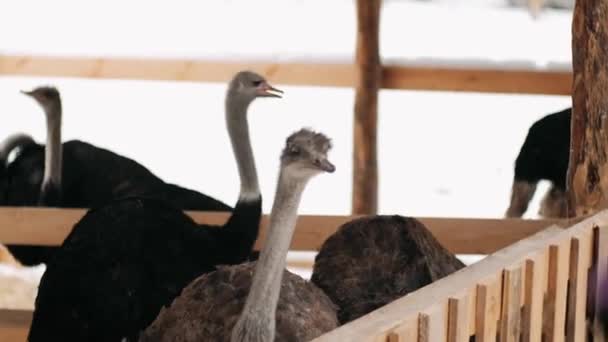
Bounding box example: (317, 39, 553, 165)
(235, 171, 307, 337)
(226, 98, 259, 202)
(43, 104, 62, 188)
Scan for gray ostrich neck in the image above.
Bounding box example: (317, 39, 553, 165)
(226, 97, 259, 202)
(234, 170, 307, 339)
(43, 103, 62, 188)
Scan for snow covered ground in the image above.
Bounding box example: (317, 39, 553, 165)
(0, 0, 573, 308)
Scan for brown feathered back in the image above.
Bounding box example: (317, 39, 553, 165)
(311, 215, 465, 323)
(140, 262, 338, 342)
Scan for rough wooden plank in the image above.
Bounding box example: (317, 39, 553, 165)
(543, 242, 571, 342)
(500, 265, 523, 342)
(0, 207, 573, 254)
(476, 275, 502, 342)
(448, 291, 472, 342)
(566, 234, 592, 342)
(521, 251, 547, 342)
(352, 0, 381, 215)
(567, 0, 608, 217)
(0, 55, 572, 95)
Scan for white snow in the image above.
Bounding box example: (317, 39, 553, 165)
(0, 0, 573, 309)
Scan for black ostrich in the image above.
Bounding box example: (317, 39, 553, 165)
(505, 107, 571, 218)
(28, 71, 282, 342)
(3, 85, 249, 265)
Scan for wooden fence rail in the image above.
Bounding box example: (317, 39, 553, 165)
(0, 55, 573, 95)
(0, 207, 575, 255)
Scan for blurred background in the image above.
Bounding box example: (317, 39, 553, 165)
(0, 0, 575, 218)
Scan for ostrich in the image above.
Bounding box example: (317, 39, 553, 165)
(140, 128, 338, 342)
(6, 86, 235, 210)
(28, 71, 282, 342)
(505, 107, 570, 219)
(5, 79, 277, 265)
(311, 216, 465, 324)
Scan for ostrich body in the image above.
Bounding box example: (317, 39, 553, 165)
(140, 129, 338, 342)
(0, 132, 36, 203)
(505, 107, 570, 218)
(28, 71, 282, 342)
(0, 133, 35, 166)
(311, 216, 465, 324)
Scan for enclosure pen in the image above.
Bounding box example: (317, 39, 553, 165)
(1, 0, 608, 340)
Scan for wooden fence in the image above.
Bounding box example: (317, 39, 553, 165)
(0, 208, 603, 341)
(313, 210, 608, 341)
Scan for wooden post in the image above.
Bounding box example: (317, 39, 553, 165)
(352, 0, 381, 215)
(567, 0, 608, 217)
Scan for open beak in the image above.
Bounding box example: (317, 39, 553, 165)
(257, 82, 283, 98)
(315, 159, 335, 173)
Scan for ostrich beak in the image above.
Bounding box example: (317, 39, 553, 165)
(316, 158, 336, 173)
(20, 89, 35, 97)
(257, 82, 283, 98)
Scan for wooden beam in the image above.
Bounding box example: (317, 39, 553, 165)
(0, 54, 573, 95)
(383, 66, 572, 95)
(567, 0, 608, 217)
(0, 207, 573, 255)
(352, 0, 381, 215)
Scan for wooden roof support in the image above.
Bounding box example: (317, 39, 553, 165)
(352, 0, 381, 215)
(567, 0, 608, 218)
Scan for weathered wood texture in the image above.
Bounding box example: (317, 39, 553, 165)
(0, 207, 574, 254)
(352, 0, 381, 215)
(0, 55, 572, 95)
(568, 0, 608, 217)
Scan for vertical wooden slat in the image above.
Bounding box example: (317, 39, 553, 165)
(387, 317, 417, 342)
(448, 291, 472, 342)
(522, 253, 546, 342)
(566, 234, 592, 342)
(592, 225, 608, 340)
(476, 276, 502, 342)
(500, 265, 523, 342)
(352, 0, 381, 215)
(418, 303, 448, 342)
(543, 242, 571, 342)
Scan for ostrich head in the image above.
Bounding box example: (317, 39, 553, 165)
(227, 71, 283, 105)
(281, 128, 335, 179)
(21, 86, 61, 117)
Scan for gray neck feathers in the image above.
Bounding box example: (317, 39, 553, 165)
(231, 170, 307, 342)
(43, 103, 62, 189)
(226, 95, 259, 202)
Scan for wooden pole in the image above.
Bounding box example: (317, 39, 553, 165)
(567, 0, 608, 218)
(352, 0, 381, 215)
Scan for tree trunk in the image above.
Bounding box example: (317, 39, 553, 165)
(567, 0, 608, 218)
(352, 0, 381, 215)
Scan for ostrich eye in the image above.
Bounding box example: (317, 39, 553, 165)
(252, 80, 263, 87)
(289, 146, 300, 155)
